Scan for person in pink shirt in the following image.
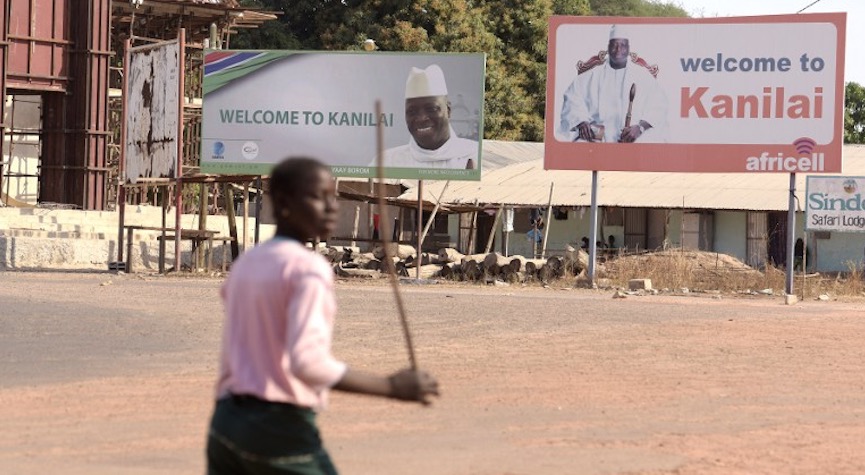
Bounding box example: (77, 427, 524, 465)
(206, 157, 439, 474)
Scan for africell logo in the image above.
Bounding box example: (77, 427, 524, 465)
(744, 137, 824, 172)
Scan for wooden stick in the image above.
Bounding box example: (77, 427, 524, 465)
(374, 100, 417, 370)
(624, 83, 636, 128)
(420, 181, 450, 244)
(541, 183, 555, 258)
(484, 204, 504, 254)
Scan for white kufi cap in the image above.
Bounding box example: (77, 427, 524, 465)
(609, 24, 633, 40)
(405, 64, 448, 99)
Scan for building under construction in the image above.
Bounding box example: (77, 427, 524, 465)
(0, 0, 275, 210)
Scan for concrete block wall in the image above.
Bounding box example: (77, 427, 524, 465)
(0, 234, 115, 270)
(0, 206, 276, 272)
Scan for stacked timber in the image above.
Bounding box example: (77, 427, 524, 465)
(460, 253, 488, 281)
(405, 252, 439, 267)
(501, 256, 528, 283)
(564, 245, 589, 275)
(524, 258, 549, 279)
(320, 245, 584, 284)
(543, 256, 566, 281)
(394, 261, 410, 277)
(325, 245, 361, 264)
(439, 262, 462, 279)
(438, 248, 465, 263)
(372, 243, 416, 260)
(482, 253, 511, 276)
(354, 252, 381, 270)
(415, 264, 443, 279)
(335, 263, 381, 279)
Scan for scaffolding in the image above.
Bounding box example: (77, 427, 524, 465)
(1, 95, 42, 206)
(0, 0, 276, 210)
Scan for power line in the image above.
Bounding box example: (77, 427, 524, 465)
(797, 0, 825, 14)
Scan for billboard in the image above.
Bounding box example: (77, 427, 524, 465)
(125, 39, 180, 184)
(545, 13, 846, 173)
(200, 51, 485, 180)
(805, 176, 865, 232)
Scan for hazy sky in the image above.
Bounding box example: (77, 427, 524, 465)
(676, 0, 862, 84)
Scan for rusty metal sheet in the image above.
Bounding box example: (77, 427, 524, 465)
(39, 0, 111, 209)
(0, 0, 6, 193)
(6, 0, 68, 91)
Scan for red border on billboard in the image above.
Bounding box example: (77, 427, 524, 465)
(544, 13, 846, 173)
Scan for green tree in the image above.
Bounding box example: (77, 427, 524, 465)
(228, 21, 301, 50)
(589, 0, 686, 16)
(476, 0, 554, 140)
(229, 0, 688, 141)
(553, 0, 591, 16)
(845, 81, 865, 144)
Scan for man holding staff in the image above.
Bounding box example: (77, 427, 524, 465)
(559, 25, 668, 143)
(206, 158, 438, 474)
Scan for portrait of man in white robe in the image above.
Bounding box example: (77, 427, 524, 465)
(558, 25, 669, 144)
(370, 64, 479, 169)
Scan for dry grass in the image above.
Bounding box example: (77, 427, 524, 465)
(598, 249, 865, 298)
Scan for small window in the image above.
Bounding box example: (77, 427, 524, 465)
(604, 207, 624, 226)
(418, 211, 449, 233)
(553, 207, 569, 220)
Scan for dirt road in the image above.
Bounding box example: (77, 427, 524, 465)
(1, 271, 864, 474)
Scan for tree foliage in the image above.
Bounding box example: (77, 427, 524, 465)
(845, 82, 865, 144)
(231, 0, 687, 141)
(589, 0, 686, 16)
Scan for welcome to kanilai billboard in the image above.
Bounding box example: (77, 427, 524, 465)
(545, 13, 846, 173)
(200, 51, 485, 181)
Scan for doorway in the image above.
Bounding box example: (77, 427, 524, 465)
(767, 211, 788, 268)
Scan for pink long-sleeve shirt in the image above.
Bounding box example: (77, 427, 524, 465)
(215, 238, 347, 410)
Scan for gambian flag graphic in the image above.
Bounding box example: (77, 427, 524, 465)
(203, 51, 292, 95)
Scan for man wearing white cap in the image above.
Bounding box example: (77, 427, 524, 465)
(371, 64, 478, 169)
(559, 24, 668, 143)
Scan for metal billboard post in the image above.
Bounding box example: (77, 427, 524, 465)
(587, 170, 599, 287)
(786, 173, 797, 296)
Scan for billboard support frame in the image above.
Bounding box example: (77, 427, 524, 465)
(786, 173, 797, 296)
(174, 29, 186, 273)
(587, 171, 600, 287)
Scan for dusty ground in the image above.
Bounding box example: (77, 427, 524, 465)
(1, 271, 864, 475)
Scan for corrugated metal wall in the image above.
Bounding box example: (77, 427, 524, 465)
(70, 0, 110, 209)
(33, 0, 111, 209)
(746, 211, 768, 267)
(0, 0, 8, 188)
(623, 207, 647, 250)
(6, 0, 68, 91)
(646, 208, 668, 250)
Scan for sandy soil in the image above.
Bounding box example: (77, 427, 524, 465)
(1, 271, 864, 475)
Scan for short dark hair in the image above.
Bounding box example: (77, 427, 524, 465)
(269, 157, 330, 202)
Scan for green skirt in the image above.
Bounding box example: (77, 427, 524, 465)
(207, 395, 338, 475)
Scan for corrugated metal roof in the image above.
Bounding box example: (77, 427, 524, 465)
(482, 140, 543, 172)
(339, 139, 541, 188)
(398, 143, 865, 212)
(112, 0, 277, 41)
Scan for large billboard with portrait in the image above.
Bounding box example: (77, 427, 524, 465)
(200, 51, 485, 180)
(545, 13, 846, 173)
